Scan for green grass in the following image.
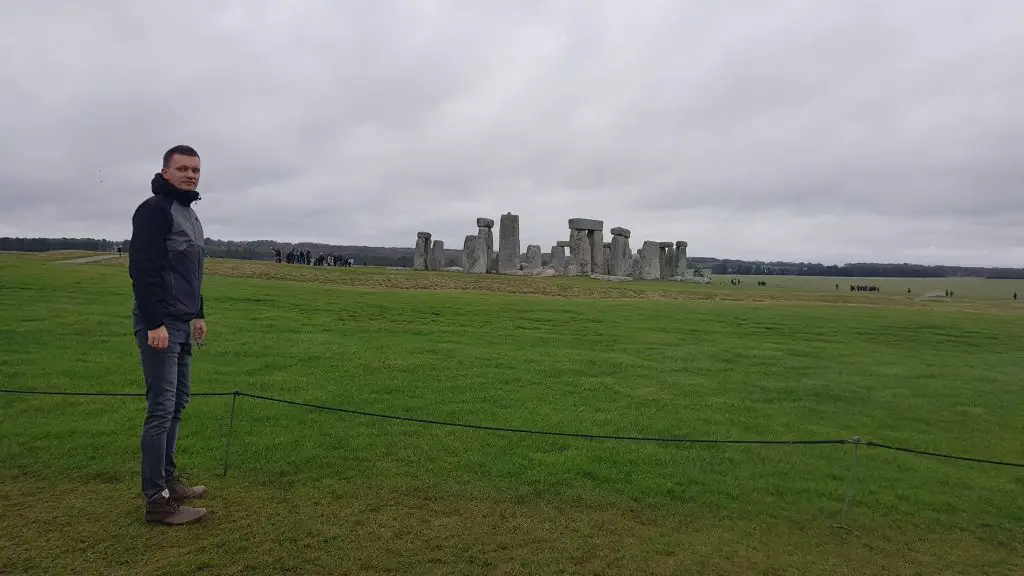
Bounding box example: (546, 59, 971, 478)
(728, 273, 1024, 300)
(1, 254, 1023, 575)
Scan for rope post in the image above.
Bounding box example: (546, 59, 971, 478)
(833, 436, 861, 531)
(222, 391, 239, 478)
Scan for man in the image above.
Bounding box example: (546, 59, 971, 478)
(128, 145, 210, 525)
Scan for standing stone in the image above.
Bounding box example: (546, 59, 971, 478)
(609, 232, 631, 277)
(658, 242, 673, 279)
(429, 240, 445, 270)
(463, 235, 486, 274)
(523, 244, 542, 270)
(497, 213, 520, 274)
(589, 230, 606, 275)
(664, 246, 676, 279)
(602, 243, 612, 275)
(414, 232, 432, 270)
(627, 253, 642, 278)
(640, 241, 660, 280)
(550, 245, 566, 274)
(568, 229, 591, 275)
(477, 218, 495, 273)
(675, 241, 689, 277)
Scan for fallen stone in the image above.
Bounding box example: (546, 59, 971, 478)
(590, 273, 633, 282)
(564, 263, 581, 277)
(568, 218, 603, 231)
(444, 266, 464, 272)
(518, 267, 556, 277)
(610, 227, 630, 238)
(497, 213, 520, 274)
(387, 266, 413, 271)
(476, 217, 494, 228)
(429, 240, 445, 270)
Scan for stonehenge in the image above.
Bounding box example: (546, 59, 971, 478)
(497, 213, 520, 274)
(609, 228, 631, 277)
(567, 218, 604, 276)
(429, 240, 445, 270)
(523, 244, 542, 270)
(639, 241, 661, 279)
(551, 240, 570, 274)
(478, 218, 496, 273)
(675, 241, 688, 278)
(414, 232, 431, 270)
(414, 214, 698, 281)
(462, 234, 487, 274)
(568, 228, 591, 275)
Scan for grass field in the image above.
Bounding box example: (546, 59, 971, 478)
(727, 273, 1024, 300)
(2, 253, 1023, 575)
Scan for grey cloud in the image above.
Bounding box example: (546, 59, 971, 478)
(2, 0, 1024, 267)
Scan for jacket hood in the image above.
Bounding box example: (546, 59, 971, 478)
(151, 173, 201, 206)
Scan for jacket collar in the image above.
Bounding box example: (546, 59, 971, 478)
(151, 173, 201, 206)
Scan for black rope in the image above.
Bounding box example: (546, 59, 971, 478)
(864, 441, 1024, 469)
(4, 387, 1024, 467)
(237, 392, 846, 445)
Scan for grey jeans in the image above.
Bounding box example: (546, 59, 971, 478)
(136, 327, 192, 500)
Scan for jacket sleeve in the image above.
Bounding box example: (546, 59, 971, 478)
(128, 199, 171, 330)
(197, 295, 205, 319)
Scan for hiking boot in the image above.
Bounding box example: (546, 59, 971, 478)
(167, 473, 207, 502)
(144, 489, 207, 525)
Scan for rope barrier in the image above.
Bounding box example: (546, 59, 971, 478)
(238, 391, 846, 445)
(863, 440, 1024, 469)
(2, 387, 1023, 467)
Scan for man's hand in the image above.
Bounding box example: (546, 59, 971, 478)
(192, 319, 207, 345)
(148, 326, 169, 350)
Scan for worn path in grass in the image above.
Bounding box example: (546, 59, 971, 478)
(1, 254, 1023, 574)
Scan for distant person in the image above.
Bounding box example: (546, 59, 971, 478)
(117, 246, 123, 257)
(128, 145, 209, 526)
(1014, 291, 1018, 301)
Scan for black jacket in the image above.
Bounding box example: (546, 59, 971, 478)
(129, 174, 206, 331)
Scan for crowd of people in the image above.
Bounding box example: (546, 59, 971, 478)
(272, 247, 354, 267)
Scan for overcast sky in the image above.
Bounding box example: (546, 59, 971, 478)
(2, 1, 1023, 266)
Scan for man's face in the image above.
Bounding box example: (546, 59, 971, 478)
(162, 154, 201, 191)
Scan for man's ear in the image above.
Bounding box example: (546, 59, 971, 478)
(160, 167, 169, 178)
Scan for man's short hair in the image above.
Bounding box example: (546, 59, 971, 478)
(162, 145, 200, 168)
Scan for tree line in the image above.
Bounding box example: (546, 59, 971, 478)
(4, 236, 1024, 279)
